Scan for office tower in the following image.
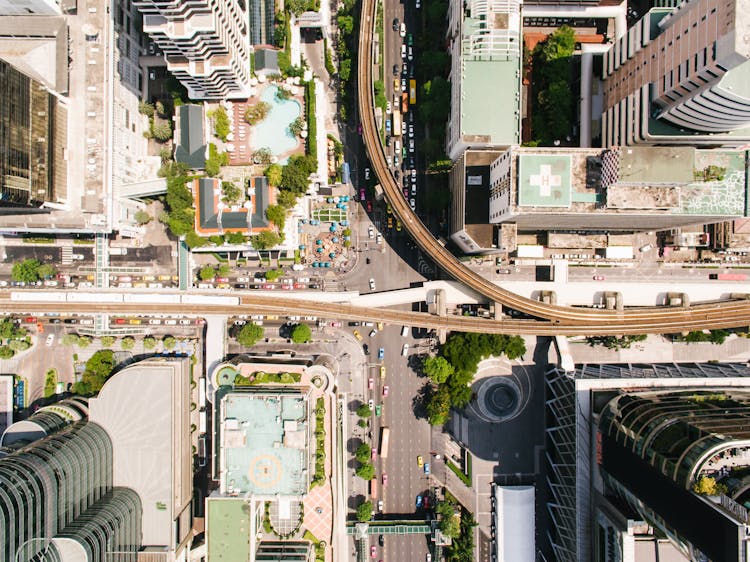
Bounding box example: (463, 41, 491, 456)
(132, 0, 251, 99)
(545, 362, 750, 562)
(0, 0, 61, 15)
(445, 0, 522, 161)
(0, 59, 63, 211)
(601, 0, 750, 146)
(0, 400, 142, 561)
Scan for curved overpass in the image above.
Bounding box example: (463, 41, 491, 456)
(355, 0, 750, 331)
(4, 292, 750, 336)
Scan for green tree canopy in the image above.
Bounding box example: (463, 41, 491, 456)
(211, 106, 231, 141)
(290, 323, 312, 344)
(423, 356, 454, 384)
(356, 500, 373, 522)
(134, 210, 152, 225)
(426, 385, 451, 426)
(221, 181, 242, 204)
(163, 336, 177, 350)
(244, 101, 271, 125)
(37, 263, 57, 279)
(0, 318, 26, 340)
(79, 350, 116, 394)
(100, 335, 116, 347)
(277, 190, 298, 209)
(251, 230, 282, 250)
(265, 204, 287, 229)
(121, 337, 136, 350)
(355, 442, 372, 463)
(237, 323, 264, 347)
(0, 346, 14, 359)
(264, 163, 283, 186)
(152, 120, 173, 142)
(143, 336, 157, 350)
(281, 155, 317, 194)
(355, 403, 371, 418)
(11, 259, 42, 283)
(355, 462, 375, 480)
(199, 266, 216, 281)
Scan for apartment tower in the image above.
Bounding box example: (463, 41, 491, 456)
(132, 0, 251, 99)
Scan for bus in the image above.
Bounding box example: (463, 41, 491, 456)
(342, 162, 351, 185)
(409, 79, 417, 105)
(379, 427, 390, 459)
(709, 273, 748, 280)
(392, 110, 402, 137)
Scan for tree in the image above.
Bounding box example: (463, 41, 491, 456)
(211, 106, 231, 141)
(265, 205, 287, 231)
(79, 349, 116, 393)
(0, 318, 25, 340)
(355, 403, 371, 418)
(221, 181, 242, 204)
(265, 269, 283, 282)
(709, 329, 730, 345)
(356, 500, 373, 522)
(355, 462, 375, 480)
(281, 154, 317, 194)
(217, 263, 231, 277)
(138, 101, 155, 117)
(134, 210, 152, 225)
(693, 475, 728, 496)
(288, 116, 305, 136)
(152, 120, 173, 142)
(100, 336, 116, 347)
(426, 385, 451, 426)
(77, 336, 92, 349)
(253, 147, 273, 166)
(205, 143, 224, 177)
(0, 346, 14, 359)
(265, 163, 283, 187)
(237, 323, 264, 346)
(423, 356, 453, 384)
(244, 101, 271, 125)
(199, 266, 216, 281)
(185, 230, 208, 249)
(37, 264, 57, 279)
(355, 442, 372, 464)
(251, 230, 282, 250)
(277, 190, 298, 209)
(436, 501, 461, 538)
(163, 336, 177, 350)
(143, 336, 157, 350)
(8, 339, 30, 352)
(290, 323, 312, 343)
(11, 259, 41, 283)
(336, 14, 354, 35)
(61, 333, 79, 346)
(503, 336, 526, 360)
(121, 337, 136, 350)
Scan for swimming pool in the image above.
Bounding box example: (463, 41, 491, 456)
(250, 85, 301, 162)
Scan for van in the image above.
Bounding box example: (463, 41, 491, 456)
(401, 326, 409, 337)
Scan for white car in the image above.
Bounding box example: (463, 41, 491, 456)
(409, 123, 414, 137)
(368, 226, 374, 239)
(401, 44, 406, 59)
(365, 168, 371, 180)
(45, 334, 54, 347)
(402, 343, 409, 356)
(401, 79, 407, 92)
(409, 198, 416, 210)
(369, 278, 376, 291)
(409, 139, 415, 152)
(148, 319, 162, 325)
(376, 233, 383, 245)
(411, 168, 417, 178)
(369, 329, 377, 338)
(408, 45, 413, 61)
(237, 277, 249, 283)
(400, 23, 406, 37)
(368, 399, 374, 410)
(402, 121, 407, 136)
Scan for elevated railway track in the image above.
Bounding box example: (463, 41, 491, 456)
(355, 0, 750, 332)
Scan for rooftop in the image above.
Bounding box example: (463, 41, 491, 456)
(194, 176, 271, 235)
(218, 388, 310, 497)
(174, 104, 206, 169)
(206, 497, 252, 562)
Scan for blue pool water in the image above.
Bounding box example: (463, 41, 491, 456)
(250, 85, 301, 162)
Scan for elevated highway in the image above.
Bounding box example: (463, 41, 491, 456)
(3, 291, 750, 336)
(355, 0, 750, 332)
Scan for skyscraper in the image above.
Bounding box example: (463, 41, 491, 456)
(132, 0, 252, 99)
(601, 0, 750, 146)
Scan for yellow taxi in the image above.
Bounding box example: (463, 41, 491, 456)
(417, 455, 424, 468)
(379, 365, 386, 379)
(377, 322, 384, 331)
(353, 330, 363, 341)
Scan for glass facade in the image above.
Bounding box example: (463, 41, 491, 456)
(0, 59, 55, 208)
(0, 417, 142, 561)
(248, 0, 275, 45)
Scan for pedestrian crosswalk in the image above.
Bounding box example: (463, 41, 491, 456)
(61, 246, 72, 266)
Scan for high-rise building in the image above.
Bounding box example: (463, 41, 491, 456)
(545, 362, 750, 562)
(445, 0, 522, 161)
(132, 0, 251, 99)
(0, 0, 61, 15)
(601, 0, 750, 146)
(0, 58, 65, 212)
(0, 357, 192, 562)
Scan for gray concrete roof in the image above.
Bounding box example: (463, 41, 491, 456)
(175, 104, 206, 169)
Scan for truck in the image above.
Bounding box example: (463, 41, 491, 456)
(392, 110, 402, 137)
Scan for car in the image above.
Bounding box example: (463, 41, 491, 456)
(497, 268, 512, 274)
(401, 343, 409, 356)
(416, 0, 421, 8)
(45, 334, 54, 346)
(409, 138, 415, 152)
(363, 343, 370, 355)
(411, 168, 417, 178)
(354, 330, 363, 341)
(382, 473, 388, 486)
(378, 322, 384, 330)
(639, 243, 653, 252)
(234, 319, 247, 326)
(195, 318, 206, 326)
(129, 318, 142, 325)
(392, 63, 399, 76)
(416, 495, 423, 508)
(409, 198, 416, 210)
(410, 184, 417, 196)
(263, 284, 275, 290)
(329, 321, 342, 328)
(380, 365, 386, 379)
(149, 319, 162, 325)
(424, 463, 430, 475)
(365, 167, 371, 180)
(236, 276, 249, 283)
(417, 455, 424, 468)
(409, 123, 414, 137)
(388, 217, 394, 229)
(165, 319, 177, 325)
(392, 18, 399, 31)
(179, 319, 191, 325)
(425, 554, 431, 562)
(402, 121, 407, 136)
(593, 275, 605, 281)
(375, 404, 382, 416)
(371, 545, 377, 558)
(378, 499, 384, 512)
(401, 78, 407, 92)
(368, 399, 374, 410)
(369, 329, 377, 338)
(368, 226, 374, 239)
(369, 278, 376, 291)
(44, 280, 58, 287)
(367, 201, 373, 212)
(401, 44, 406, 59)
(383, 385, 389, 397)
(408, 45, 413, 61)
(400, 22, 406, 37)
(72, 254, 84, 261)
(376, 233, 382, 244)
(379, 535, 385, 547)
(394, 154, 399, 167)
(368, 377, 374, 390)
(386, 101, 391, 114)
(114, 318, 126, 324)
(378, 347, 385, 360)
(386, 154, 392, 167)
(372, 447, 378, 461)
